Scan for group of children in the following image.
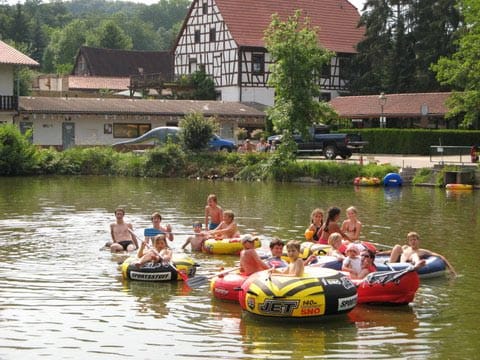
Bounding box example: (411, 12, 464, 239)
(109, 199, 456, 278)
(304, 205, 457, 278)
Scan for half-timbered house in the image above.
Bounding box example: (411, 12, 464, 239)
(173, 0, 364, 106)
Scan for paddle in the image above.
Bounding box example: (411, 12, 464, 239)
(186, 267, 239, 288)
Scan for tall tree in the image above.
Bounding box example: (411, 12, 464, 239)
(432, 0, 480, 129)
(264, 10, 335, 142)
(347, 0, 460, 95)
(10, 4, 30, 43)
(87, 19, 132, 50)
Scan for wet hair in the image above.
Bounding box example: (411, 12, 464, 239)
(207, 194, 218, 203)
(323, 207, 341, 233)
(223, 210, 234, 220)
(154, 234, 167, 246)
(361, 249, 376, 261)
(286, 240, 301, 252)
(151, 212, 162, 221)
(407, 231, 420, 242)
(327, 232, 342, 247)
(310, 208, 324, 224)
(346, 206, 358, 215)
(269, 237, 284, 249)
(114, 207, 125, 215)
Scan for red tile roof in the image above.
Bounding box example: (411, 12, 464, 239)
(329, 93, 451, 118)
(0, 40, 39, 66)
(68, 76, 130, 91)
(19, 97, 266, 118)
(214, 0, 364, 53)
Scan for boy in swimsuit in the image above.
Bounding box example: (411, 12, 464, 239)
(265, 237, 288, 268)
(205, 194, 223, 230)
(182, 222, 208, 251)
(270, 240, 304, 277)
(110, 207, 138, 253)
(208, 210, 239, 239)
(239, 234, 269, 275)
(389, 231, 457, 275)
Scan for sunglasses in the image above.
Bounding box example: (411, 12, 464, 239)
(361, 254, 371, 258)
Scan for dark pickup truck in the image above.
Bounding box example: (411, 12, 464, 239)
(268, 125, 367, 160)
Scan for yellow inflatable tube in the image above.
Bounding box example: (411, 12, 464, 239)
(202, 237, 261, 255)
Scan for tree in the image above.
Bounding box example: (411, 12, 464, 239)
(179, 112, 218, 152)
(347, 0, 460, 95)
(42, 19, 88, 73)
(88, 20, 133, 50)
(264, 10, 336, 145)
(432, 0, 480, 129)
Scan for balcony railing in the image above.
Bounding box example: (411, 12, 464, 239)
(0, 95, 18, 111)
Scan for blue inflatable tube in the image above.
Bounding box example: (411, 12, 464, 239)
(308, 254, 446, 279)
(383, 172, 403, 186)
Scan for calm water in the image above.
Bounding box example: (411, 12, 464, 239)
(0, 176, 479, 359)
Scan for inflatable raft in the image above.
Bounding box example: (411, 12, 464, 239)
(354, 177, 381, 186)
(311, 253, 446, 279)
(210, 271, 247, 302)
(445, 183, 473, 191)
(202, 237, 261, 255)
(121, 256, 197, 282)
(239, 267, 357, 318)
(374, 254, 447, 279)
(352, 269, 419, 305)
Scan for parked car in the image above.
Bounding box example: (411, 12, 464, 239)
(112, 126, 236, 152)
(267, 124, 367, 159)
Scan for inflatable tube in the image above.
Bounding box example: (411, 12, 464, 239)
(374, 254, 446, 279)
(445, 183, 473, 191)
(202, 237, 261, 255)
(210, 271, 247, 302)
(383, 173, 403, 187)
(121, 255, 197, 282)
(354, 177, 381, 186)
(352, 270, 419, 305)
(281, 242, 331, 263)
(239, 267, 357, 318)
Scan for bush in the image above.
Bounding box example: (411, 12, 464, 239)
(144, 142, 186, 177)
(0, 125, 38, 175)
(179, 112, 218, 152)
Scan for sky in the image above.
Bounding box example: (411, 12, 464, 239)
(4, 0, 366, 11)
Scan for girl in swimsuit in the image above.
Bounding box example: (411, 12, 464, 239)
(341, 206, 362, 241)
(305, 208, 324, 242)
(318, 207, 350, 245)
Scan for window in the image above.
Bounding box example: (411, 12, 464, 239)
(194, 30, 201, 43)
(189, 58, 198, 74)
(209, 27, 216, 42)
(113, 123, 151, 138)
(252, 53, 265, 75)
(338, 57, 350, 80)
(321, 63, 330, 78)
(202, 2, 208, 14)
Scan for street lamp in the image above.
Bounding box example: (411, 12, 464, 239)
(378, 92, 387, 128)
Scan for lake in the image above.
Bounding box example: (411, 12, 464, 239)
(0, 176, 479, 359)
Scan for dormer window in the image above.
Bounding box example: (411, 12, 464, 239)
(252, 53, 265, 75)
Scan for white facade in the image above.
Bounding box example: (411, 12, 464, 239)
(174, 0, 351, 106)
(0, 64, 14, 95)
